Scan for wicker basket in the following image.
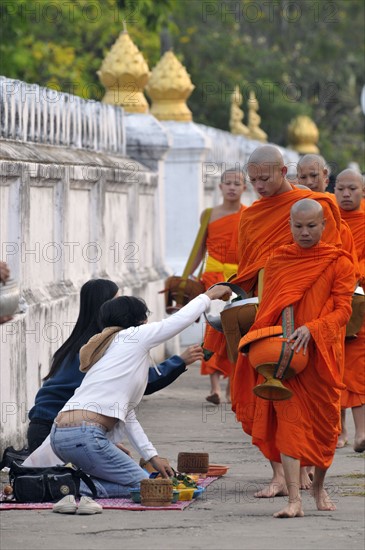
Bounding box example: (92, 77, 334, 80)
(140, 479, 173, 507)
(177, 452, 209, 474)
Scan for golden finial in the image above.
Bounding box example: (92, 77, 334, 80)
(145, 51, 195, 121)
(97, 30, 150, 113)
(247, 90, 267, 142)
(287, 115, 319, 153)
(230, 85, 250, 136)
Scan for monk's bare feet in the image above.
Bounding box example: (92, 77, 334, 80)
(206, 393, 220, 405)
(273, 501, 304, 518)
(353, 434, 365, 453)
(336, 433, 348, 448)
(300, 467, 312, 489)
(254, 478, 288, 498)
(310, 486, 337, 511)
(306, 466, 314, 482)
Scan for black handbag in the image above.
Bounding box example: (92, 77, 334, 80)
(9, 461, 97, 503)
(0, 446, 30, 470)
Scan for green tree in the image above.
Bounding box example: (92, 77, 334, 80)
(171, 0, 365, 170)
(1, 0, 364, 171)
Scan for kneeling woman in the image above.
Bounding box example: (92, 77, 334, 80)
(50, 286, 229, 498)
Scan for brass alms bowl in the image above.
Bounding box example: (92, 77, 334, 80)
(239, 326, 309, 401)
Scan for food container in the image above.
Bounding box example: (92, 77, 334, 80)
(140, 478, 173, 507)
(0, 279, 20, 317)
(177, 452, 209, 474)
(129, 488, 141, 503)
(177, 487, 195, 501)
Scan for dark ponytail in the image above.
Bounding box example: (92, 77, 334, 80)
(99, 296, 150, 330)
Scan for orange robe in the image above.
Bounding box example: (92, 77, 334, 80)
(238, 243, 354, 468)
(209, 186, 345, 377)
(339, 207, 365, 409)
(201, 206, 246, 377)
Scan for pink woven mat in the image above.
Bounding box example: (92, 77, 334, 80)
(0, 476, 218, 511)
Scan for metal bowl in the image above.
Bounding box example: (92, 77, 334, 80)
(0, 278, 20, 316)
(204, 282, 254, 332)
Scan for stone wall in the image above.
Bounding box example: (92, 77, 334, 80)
(0, 78, 168, 449)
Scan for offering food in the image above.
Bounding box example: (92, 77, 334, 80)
(171, 473, 198, 489)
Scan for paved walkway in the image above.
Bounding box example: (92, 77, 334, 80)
(1, 362, 364, 550)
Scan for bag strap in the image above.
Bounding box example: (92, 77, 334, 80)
(182, 208, 212, 279)
(274, 306, 295, 379)
(76, 469, 98, 499)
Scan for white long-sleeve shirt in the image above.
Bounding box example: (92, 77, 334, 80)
(58, 294, 211, 460)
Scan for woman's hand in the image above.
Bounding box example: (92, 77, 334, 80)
(287, 325, 311, 355)
(180, 344, 204, 365)
(205, 284, 232, 301)
(149, 456, 174, 478)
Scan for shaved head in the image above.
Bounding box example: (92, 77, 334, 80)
(297, 154, 328, 172)
(290, 199, 325, 248)
(290, 198, 324, 218)
(297, 154, 329, 192)
(248, 145, 284, 167)
(335, 169, 364, 211)
(246, 145, 291, 197)
(335, 168, 363, 186)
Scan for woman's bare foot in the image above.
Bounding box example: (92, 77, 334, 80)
(300, 467, 312, 489)
(273, 501, 304, 518)
(254, 477, 288, 498)
(310, 486, 337, 511)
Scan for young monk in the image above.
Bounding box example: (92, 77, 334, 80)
(240, 199, 355, 518)
(297, 154, 330, 192)
(297, 154, 357, 256)
(229, 145, 345, 496)
(189, 169, 246, 404)
(335, 169, 365, 452)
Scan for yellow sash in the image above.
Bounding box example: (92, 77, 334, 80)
(205, 255, 237, 280)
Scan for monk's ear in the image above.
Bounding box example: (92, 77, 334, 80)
(322, 217, 326, 227)
(323, 169, 329, 185)
(281, 166, 288, 177)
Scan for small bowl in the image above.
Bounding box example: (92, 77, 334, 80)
(193, 487, 205, 498)
(129, 488, 141, 503)
(172, 490, 180, 503)
(0, 279, 20, 317)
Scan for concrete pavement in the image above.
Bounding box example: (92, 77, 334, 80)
(1, 362, 364, 550)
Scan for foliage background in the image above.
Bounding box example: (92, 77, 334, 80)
(0, 0, 364, 171)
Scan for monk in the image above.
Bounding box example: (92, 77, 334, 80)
(241, 199, 355, 518)
(297, 154, 357, 257)
(189, 169, 246, 404)
(226, 145, 348, 496)
(297, 154, 330, 192)
(335, 169, 365, 452)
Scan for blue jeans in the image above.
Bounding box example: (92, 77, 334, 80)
(50, 423, 149, 498)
